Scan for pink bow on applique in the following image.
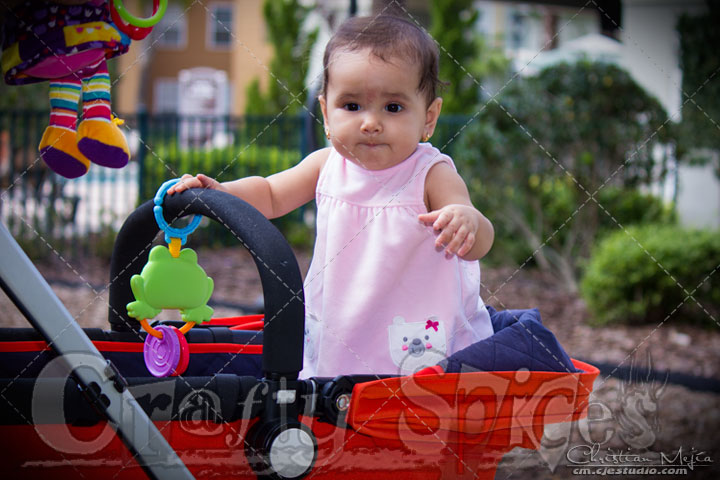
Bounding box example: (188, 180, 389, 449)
(425, 319, 439, 331)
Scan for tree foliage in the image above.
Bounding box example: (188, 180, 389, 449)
(0, 82, 48, 110)
(676, 1, 720, 163)
(428, 0, 509, 114)
(454, 61, 675, 290)
(244, 0, 318, 116)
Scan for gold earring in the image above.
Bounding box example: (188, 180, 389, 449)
(422, 133, 430, 142)
(325, 129, 331, 140)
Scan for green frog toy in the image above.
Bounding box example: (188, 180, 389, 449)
(127, 245, 214, 325)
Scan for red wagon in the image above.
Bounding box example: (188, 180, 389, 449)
(0, 189, 598, 479)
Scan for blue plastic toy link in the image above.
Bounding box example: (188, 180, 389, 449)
(153, 178, 202, 245)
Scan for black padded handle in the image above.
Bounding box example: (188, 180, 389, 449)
(108, 188, 305, 379)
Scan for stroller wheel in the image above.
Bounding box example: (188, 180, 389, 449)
(318, 375, 358, 427)
(246, 420, 317, 479)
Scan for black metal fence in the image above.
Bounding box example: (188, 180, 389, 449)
(0, 109, 470, 260)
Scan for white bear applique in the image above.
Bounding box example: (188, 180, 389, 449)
(387, 315, 447, 373)
(303, 312, 322, 362)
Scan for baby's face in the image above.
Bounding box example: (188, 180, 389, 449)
(320, 48, 441, 170)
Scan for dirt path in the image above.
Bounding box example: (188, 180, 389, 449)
(2, 247, 718, 380)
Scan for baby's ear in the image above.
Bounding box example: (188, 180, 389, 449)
(318, 95, 329, 129)
(392, 316, 406, 325)
(424, 97, 443, 139)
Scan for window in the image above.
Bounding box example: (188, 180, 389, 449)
(508, 11, 528, 50)
(208, 4, 234, 49)
(154, 4, 187, 49)
(153, 78, 179, 113)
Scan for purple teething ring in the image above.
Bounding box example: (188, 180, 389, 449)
(144, 325, 181, 377)
(171, 327, 190, 377)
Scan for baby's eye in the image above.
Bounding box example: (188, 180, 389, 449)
(344, 103, 360, 111)
(385, 103, 403, 113)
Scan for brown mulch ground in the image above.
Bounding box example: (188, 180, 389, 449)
(1, 247, 719, 478)
(4, 246, 718, 381)
(481, 266, 720, 381)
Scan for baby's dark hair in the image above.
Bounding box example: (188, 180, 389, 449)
(321, 15, 441, 106)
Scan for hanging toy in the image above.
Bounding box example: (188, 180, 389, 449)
(0, 1, 149, 178)
(110, 0, 166, 41)
(126, 179, 214, 377)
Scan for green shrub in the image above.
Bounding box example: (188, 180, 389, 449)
(143, 143, 301, 197)
(461, 171, 674, 269)
(581, 224, 720, 327)
(278, 216, 315, 250)
(453, 60, 674, 286)
(595, 187, 676, 234)
(139, 143, 305, 248)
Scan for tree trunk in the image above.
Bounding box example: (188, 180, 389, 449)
(504, 204, 579, 292)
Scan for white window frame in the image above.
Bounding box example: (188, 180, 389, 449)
(207, 3, 234, 50)
(154, 4, 188, 50)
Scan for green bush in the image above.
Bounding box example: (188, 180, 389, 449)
(595, 187, 676, 233)
(461, 172, 674, 268)
(453, 60, 674, 287)
(139, 143, 306, 247)
(580, 224, 720, 327)
(143, 143, 301, 196)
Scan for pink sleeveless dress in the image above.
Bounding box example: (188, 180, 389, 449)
(301, 143, 493, 377)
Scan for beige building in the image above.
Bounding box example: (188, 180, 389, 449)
(114, 0, 271, 115)
(112, 0, 605, 116)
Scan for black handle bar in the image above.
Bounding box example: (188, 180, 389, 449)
(107, 188, 305, 379)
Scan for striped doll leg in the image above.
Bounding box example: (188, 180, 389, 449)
(38, 76, 90, 178)
(77, 59, 129, 168)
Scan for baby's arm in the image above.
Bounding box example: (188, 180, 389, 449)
(168, 148, 330, 219)
(418, 162, 494, 261)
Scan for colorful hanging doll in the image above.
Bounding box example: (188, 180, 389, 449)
(1, 0, 131, 178)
